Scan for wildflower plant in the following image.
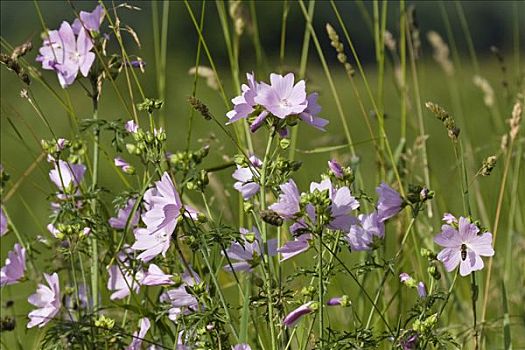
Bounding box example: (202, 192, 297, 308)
(1, 1, 522, 350)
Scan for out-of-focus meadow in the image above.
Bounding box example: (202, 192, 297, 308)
(1, 1, 524, 349)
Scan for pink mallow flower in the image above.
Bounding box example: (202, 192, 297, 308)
(141, 264, 174, 286)
(109, 199, 140, 230)
(277, 234, 312, 261)
(127, 317, 151, 350)
(114, 157, 134, 174)
(376, 182, 403, 222)
(107, 249, 143, 300)
(0, 207, 7, 236)
(232, 345, 252, 350)
(283, 301, 317, 327)
(299, 93, 328, 130)
(223, 227, 277, 272)
(125, 120, 139, 133)
(269, 179, 301, 219)
(255, 73, 307, 119)
(37, 22, 95, 88)
(345, 212, 384, 251)
(132, 172, 198, 262)
(328, 159, 344, 179)
(71, 5, 105, 34)
(309, 179, 359, 231)
(434, 216, 494, 276)
(227, 73, 259, 124)
(0, 243, 26, 286)
(232, 155, 262, 200)
(27, 273, 61, 328)
(161, 269, 201, 321)
(49, 160, 86, 191)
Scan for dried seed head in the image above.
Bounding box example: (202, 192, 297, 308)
(473, 75, 495, 107)
(479, 155, 497, 176)
(188, 65, 219, 91)
(425, 102, 459, 141)
(427, 31, 454, 76)
(326, 23, 354, 77)
(500, 134, 509, 152)
(229, 0, 247, 36)
(188, 96, 213, 120)
(509, 100, 522, 141)
(384, 30, 396, 52)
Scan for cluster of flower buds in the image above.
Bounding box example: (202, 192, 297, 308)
(328, 159, 354, 184)
(169, 145, 210, 173)
(137, 97, 164, 114)
(412, 313, 438, 334)
(125, 124, 167, 166)
(420, 248, 441, 280)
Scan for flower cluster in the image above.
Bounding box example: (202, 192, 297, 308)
(37, 6, 104, 87)
(132, 172, 198, 262)
(227, 72, 328, 134)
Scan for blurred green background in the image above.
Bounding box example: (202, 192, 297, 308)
(1, 0, 524, 348)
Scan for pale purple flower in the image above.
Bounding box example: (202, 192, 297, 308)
(434, 216, 494, 276)
(114, 157, 134, 173)
(37, 22, 95, 88)
(232, 344, 252, 350)
(401, 332, 419, 350)
(127, 317, 151, 350)
(227, 73, 259, 124)
(71, 5, 105, 34)
(299, 93, 328, 130)
(141, 264, 174, 286)
(109, 199, 140, 229)
(56, 138, 67, 151)
(132, 172, 198, 262)
(327, 295, 350, 306)
(125, 120, 139, 133)
(417, 282, 427, 298)
(255, 73, 307, 119)
(27, 273, 61, 328)
(65, 283, 89, 310)
(283, 301, 316, 327)
(232, 155, 262, 200)
(399, 272, 412, 284)
(328, 159, 344, 179)
(309, 179, 359, 231)
(0, 243, 26, 286)
(107, 249, 143, 300)
(0, 207, 7, 236)
(345, 212, 384, 251)
(277, 234, 312, 261)
(47, 223, 61, 238)
(376, 182, 403, 221)
(249, 110, 269, 133)
(442, 213, 457, 224)
(269, 179, 301, 219)
(49, 160, 86, 191)
(223, 227, 277, 272)
(81, 227, 91, 237)
(327, 297, 342, 306)
(161, 269, 201, 321)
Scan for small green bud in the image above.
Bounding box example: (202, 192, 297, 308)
(243, 202, 254, 212)
(244, 232, 256, 244)
(126, 143, 137, 154)
(279, 138, 291, 150)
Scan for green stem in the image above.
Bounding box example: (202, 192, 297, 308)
(259, 129, 277, 350)
(317, 227, 324, 347)
(90, 93, 99, 314)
